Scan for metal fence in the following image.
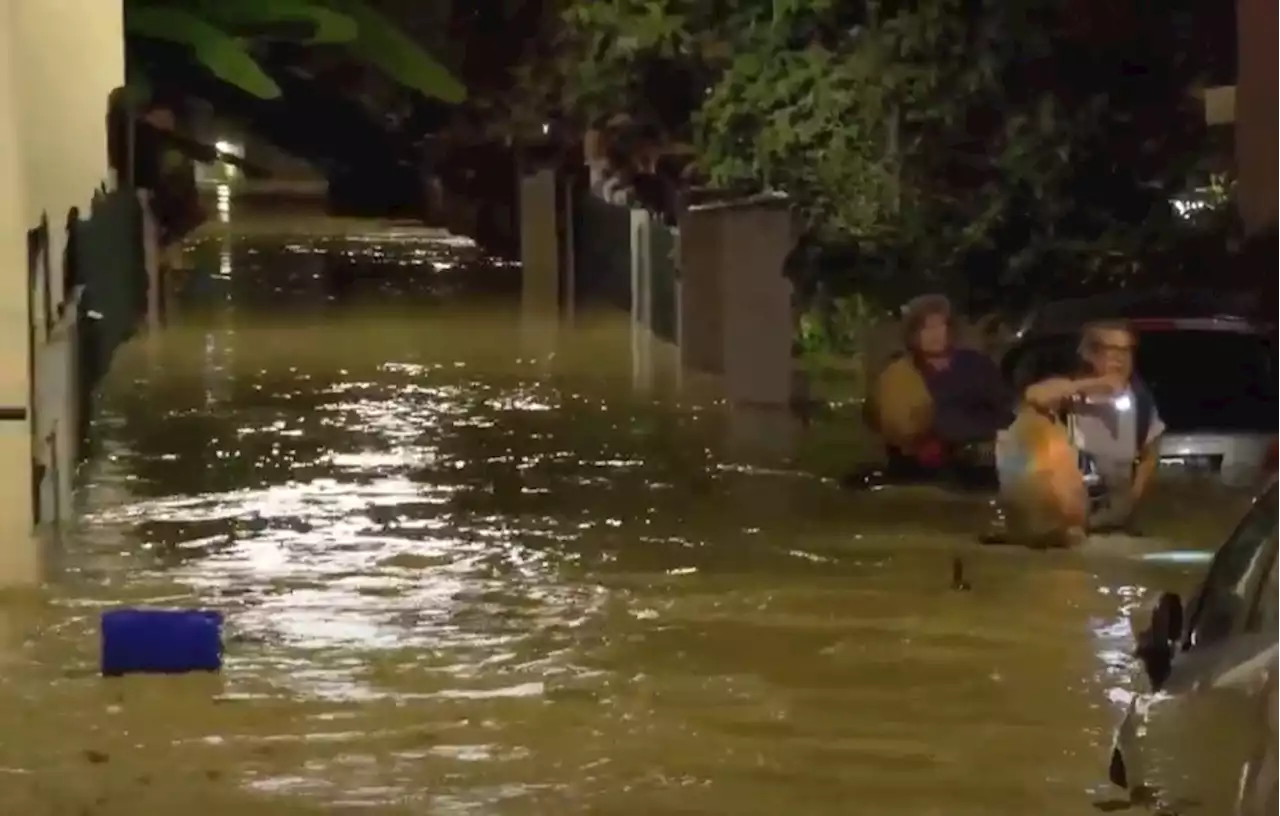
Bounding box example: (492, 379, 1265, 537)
(572, 193, 679, 346)
(26, 214, 83, 525)
(72, 185, 148, 417)
(25, 216, 56, 525)
(648, 219, 678, 345)
(15, 185, 147, 529)
(573, 193, 633, 311)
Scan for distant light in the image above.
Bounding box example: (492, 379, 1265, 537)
(1171, 195, 1210, 219)
(541, 122, 550, 136)
(1114, 393, 1132, 412)
(214, 140, 243, 159)
(215, 183, 231, 223)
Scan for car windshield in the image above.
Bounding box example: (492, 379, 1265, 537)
(1187, 483, 1278, 649)
(1005, 329, 1278, 432)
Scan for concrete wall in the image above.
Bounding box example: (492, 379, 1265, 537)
(0, 0, 124, 580)
(629, 208, 655, 391)
(1233, 0, 1280, 236)
(677, 208, 725, 377)
(518, 168, 562, 364)
(679, 201, 795, 404)
(678, 200, 796, 461)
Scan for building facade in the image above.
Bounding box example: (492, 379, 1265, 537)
(0, 0, 125, 582)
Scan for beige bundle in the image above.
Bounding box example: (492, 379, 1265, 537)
(866, 355, 934, 452)
(996, 407, 1089, 544)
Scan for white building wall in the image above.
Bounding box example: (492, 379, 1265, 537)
(0, 0, 125, 582)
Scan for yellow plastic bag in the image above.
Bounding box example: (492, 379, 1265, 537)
(996, 407, 1088, 543)
(868, 355, 934, 451)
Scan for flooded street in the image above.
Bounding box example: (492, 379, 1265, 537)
(0, 218, 1253, 814)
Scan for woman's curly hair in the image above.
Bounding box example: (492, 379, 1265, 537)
(901, 293, 954, 351)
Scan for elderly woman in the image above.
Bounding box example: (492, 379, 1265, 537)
(858, 294, 1012, 486)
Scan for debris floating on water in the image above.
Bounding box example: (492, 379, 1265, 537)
(100, 608, 224, 677)
(951, 556, 972, 591)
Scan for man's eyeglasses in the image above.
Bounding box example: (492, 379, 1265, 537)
(1090, 341, 1135, 356)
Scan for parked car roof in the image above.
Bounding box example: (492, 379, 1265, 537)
(1015, 290, 1272, 338)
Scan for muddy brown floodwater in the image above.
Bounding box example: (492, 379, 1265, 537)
(0, 217, 1255, 815)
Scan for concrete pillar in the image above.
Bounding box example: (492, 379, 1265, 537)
(1236, 0, 1277, 234)
(630, 209, 655, 391)
(672, 277, 684, 391)
(54, 291, 80, 515)
(27, 210, 81, 532)
(679, 196, 797, 461)
(677, 207, 724, 375)
(27, 228, 53, 529)
(680, 198, 795, 402)
(720, 202, 795, 407)
(140, 189, 163, 331)
(560, 177, 577, 326)
(519, 168, 561, 365)
(520, 168, 560, 313)
(34, 297, 78, 526)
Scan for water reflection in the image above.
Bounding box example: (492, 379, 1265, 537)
(0, 217, 1249, 814)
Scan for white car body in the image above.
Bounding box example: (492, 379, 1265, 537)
(1003, 294, 1277, 490)
(1109, 480, 1278, 814)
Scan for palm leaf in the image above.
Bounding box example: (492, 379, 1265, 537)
(190, 0, 358, 44)
(126, 6, 282, 99)
(316, 0, 466, 103)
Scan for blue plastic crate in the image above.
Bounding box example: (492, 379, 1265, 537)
(100, 608, 224, 677)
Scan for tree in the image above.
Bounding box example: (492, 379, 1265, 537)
(523, 0, 1216, 312)
(124, 0, 466, 104)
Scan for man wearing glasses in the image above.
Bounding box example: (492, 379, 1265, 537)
(1023, 320, 1164, 531)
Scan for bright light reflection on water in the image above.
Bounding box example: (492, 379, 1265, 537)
(1138, 549, 1216, 565)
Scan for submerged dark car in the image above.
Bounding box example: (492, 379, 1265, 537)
(1001, 291, 1278, 489)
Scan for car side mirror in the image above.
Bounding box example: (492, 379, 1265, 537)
(1132, 591, 1184, 692)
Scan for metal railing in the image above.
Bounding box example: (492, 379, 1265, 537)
(73, 185, 148, 420)
(18, 185, 147, 528)
(26, 214, 78, 526)
(572, 193, 679, 346)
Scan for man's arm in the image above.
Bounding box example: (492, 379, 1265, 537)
(1023, 374, 1120, 411)
(1130, 408, 1167, 503)
(1130, 440, 1160, 505)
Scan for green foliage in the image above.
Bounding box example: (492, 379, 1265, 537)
(324, 0, 466, 103)
(126, 6, 283, 99)
(194, 0, 360, 44)
(533, 0, 1210, 313)
(696, 20, 901, 247)
(125, 0, 465, 103)
(796, 295, 877, 359)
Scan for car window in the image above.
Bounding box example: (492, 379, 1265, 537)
(1186, 484, 1279, 650)
(1004, 329, 1277, 432)
(1244, 545, 1279, 634)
